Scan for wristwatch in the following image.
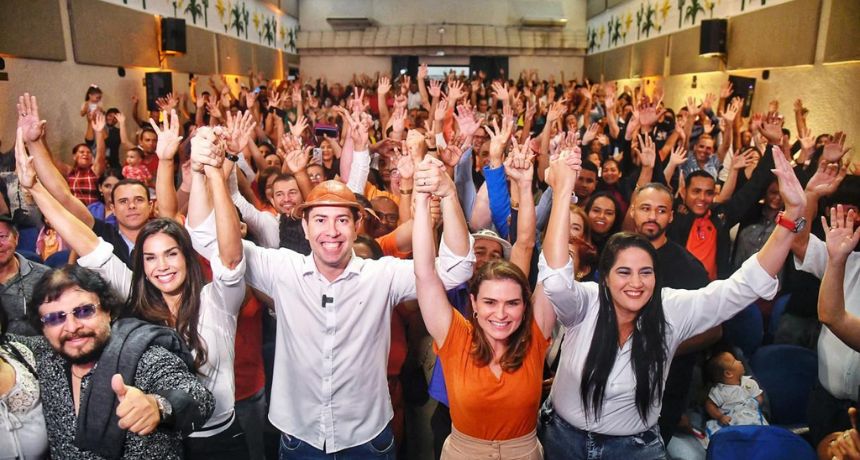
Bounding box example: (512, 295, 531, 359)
(225, 152, 239, 162)
(775, 212, 806, 233)
(152, 394, 173, 421)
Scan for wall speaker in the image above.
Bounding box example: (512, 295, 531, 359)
(700, 19, 727, 57)
(161, 17, 186, 55)
(145, 72, 173, 112)
(727, 75, 756, 118)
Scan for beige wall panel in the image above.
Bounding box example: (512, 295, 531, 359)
(584, 53, 603, 82)
(587, 0, 606, 19)
(669, 26, 722, 75)
(69, 0, 159, 68)
(606, 0, 625, 7)
(603, 45, 631, 81)
(217, 35, 254, 75)
(825, 0, 860, 62)
(631, 36, 666, 78)
(509, 56, 584, 82)
(166, 26, 217, 75)
(299, 55, 389, 83)
(254, 46, 279, 79)
(727, 0, 820, 70)
(0, 0, 66, 61)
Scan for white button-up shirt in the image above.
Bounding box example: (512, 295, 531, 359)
(188, 212, 474, 452)
(796, 234, 860, 401)
(539, 253, 778, 436)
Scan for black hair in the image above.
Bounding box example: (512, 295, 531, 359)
(633, 182, 673, 201)
(583, 191, 624, 236)
(354, 234, 384, 260)
(106, 108, 120, 115)
(84, 85, 102, 101)
(684, 170, 716, 188)
(110, 178, 150, 204)
(581, 159, 600, 176)
(580, 232, 668, 423)
(824, 175, 860, 209)
(27, 265, 125, 332)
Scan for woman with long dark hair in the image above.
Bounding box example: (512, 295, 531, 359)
(583, 191, 623, 256)
(16, 123, 250, 459)
(537, 142, 806, 459)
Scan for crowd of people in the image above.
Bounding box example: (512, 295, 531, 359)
(0, 64, 858, 460)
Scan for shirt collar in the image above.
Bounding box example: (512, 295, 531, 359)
(301, 251, 364, 281)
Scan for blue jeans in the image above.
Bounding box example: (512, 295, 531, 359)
(279, 423, 396, 459)
(539, 403, 668, 460)
(235, 388, 267, 460)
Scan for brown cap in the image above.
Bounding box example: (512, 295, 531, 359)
(291, 180, 363, 218)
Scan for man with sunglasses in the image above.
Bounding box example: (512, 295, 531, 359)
(14, 265, 213, 459)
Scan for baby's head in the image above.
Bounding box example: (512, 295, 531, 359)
(707, 351, 745, 386)
(126, 147, 144, 167)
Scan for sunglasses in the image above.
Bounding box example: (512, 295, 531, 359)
(40, 303, 99, 327)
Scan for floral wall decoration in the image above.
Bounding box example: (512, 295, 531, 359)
(110, 0, 299, 53)
(586, 0, 791, 53)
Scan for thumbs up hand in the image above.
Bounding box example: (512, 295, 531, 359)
(112, 374, 161, 436)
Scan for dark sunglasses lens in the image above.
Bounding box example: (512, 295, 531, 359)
(74, 304, 98, 320)
(40, 304, 98, 327)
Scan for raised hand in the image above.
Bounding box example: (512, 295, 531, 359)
(14, 128, 36, 189)
(378, 76, 391, 95)
(149, 109, 183, 160)
(91, 111, 106, 133)
(285, 145, 312, 173)
(504, 136, 535, 185)
(439, 134, 467, 168)
(546, 98, 568, 123)
(396, 150, 415, 181)
(484, 118, 511, 168)
(391, 106, 407, 133)
(225, 110, 256, 153)
(638, 133, 656, 169)
(288, 114, 308, 138)
(702, 93, 717, 111)
(822, 131, 851, 163)
(638, 96, 664, 127)
(414, 155, 454, 198)
(720, 80, 734, 100)
(721, 97, 741, 123)
(685, 96, 701, 118)
(771, 146, 806, 213)
(267, 90, 284, 110)
(417, 63, 428, 80)
(434, 98, 448, 122)
(546, 132, 581, 190)
(582, 123, 600, 146)
(805, 160, 847, 198)
(190, 127, 221, 173)
(798, 127, 815, 151)
(760, 113, 784, 144)
(454, 104, 480, 138)
(428, 79, 442, 99)
(291, 86, 302, 105)
(206, 99, 223, 120)
(349, 87, 367, 114)
(16, 93, 46, 143)
(733, 149, 757, 170)
(668, 144, 688, 166)
(823, 205, 860, 262)
(245, 90, 258, 110)
(447, 80, 464, 102)
(491, 81, 510, 104)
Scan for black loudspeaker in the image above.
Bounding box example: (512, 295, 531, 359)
(161, 17, 186, 55)
(700, 19, 727, 57)
(145, 72, 173, 112)
(727, 75, 756, 117)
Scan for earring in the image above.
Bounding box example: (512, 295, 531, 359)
(473, 312, 478, 319)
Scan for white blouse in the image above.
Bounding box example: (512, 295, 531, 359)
(77, 238, 247, 436)
(538, 253, 778, 436)
(0, 343, 48, 460)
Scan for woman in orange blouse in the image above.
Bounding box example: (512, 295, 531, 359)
(412, 155, 556, 460)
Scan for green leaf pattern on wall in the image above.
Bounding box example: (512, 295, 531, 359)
(588, 0, 790, 54)
(103, 0, 298, 53)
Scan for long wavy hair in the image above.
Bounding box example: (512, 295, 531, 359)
(127, 218, 207, 371)
(580, 232, 669, 423)
(468, 260, 534, 373)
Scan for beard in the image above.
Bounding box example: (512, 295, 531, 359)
(639, 221, 667, 241)
(60, 330, 109, 365)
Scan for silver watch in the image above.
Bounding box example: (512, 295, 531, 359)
(152, 394, 173, 420)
